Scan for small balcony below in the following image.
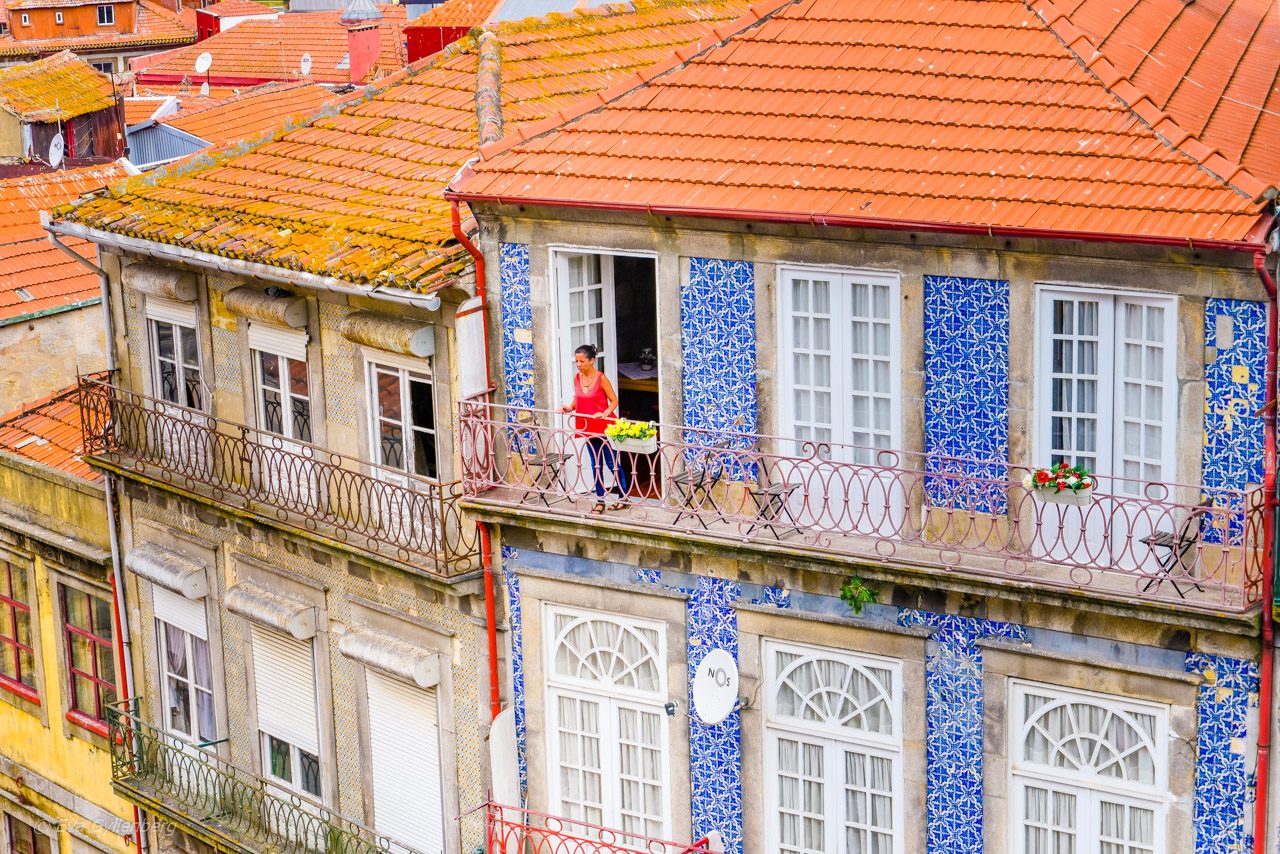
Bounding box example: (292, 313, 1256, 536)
(459, 399, 1266, 616)
(108, 708, 426, 854)
(478, 801, 721, 853)
(78, 378, 477, 577)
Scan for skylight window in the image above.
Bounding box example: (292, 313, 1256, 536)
(14, 288, 33, 302)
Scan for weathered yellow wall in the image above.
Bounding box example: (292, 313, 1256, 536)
(0, 457, 133, 854)
(0, 307, 107, 413)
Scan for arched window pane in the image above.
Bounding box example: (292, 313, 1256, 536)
(774, 649, 894, 735)
(1021, 693, 1157, 785)
(552, 613, 661, 693)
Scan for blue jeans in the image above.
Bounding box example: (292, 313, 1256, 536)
(586, 437, 628, 499)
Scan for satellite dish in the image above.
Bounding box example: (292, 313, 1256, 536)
(199, 81, 209, 96)
(488, 708, 519, 809)
(692, 648, 739, 725)
(299, 52, 311, 76)
(48, 133, 64, 168)
(194, 51, 213, 74)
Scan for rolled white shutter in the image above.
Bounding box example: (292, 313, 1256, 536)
(251, 626, 319, 755)
(153, 585, 207, 639)
(248, 323, 308, 362)
(366, 671, 443, 853)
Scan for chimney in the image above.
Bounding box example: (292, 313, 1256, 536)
(340, 0, 382, 84)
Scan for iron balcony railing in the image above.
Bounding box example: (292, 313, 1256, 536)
(459, 398, 1266, 614)
(477, 801, 720, 854)
(78, 377, 477, 575)
(107, 706, 423, 854)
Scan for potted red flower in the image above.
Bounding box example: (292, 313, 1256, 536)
(1023, 461, 1095, 506)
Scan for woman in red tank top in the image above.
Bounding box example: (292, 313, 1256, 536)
(560, 344, 628, 511)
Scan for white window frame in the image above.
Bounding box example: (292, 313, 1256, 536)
(54, 11, 63, 23)
(1007, 680, 1169, 854)
(96, 4, 113, 24)
(1034, 285, 1177, 485)
(776, 264, 902, 457)
(249, 324, 312, 443)
(762, 640, 904, 854)
(542, 603, 671, 840)
(19, 14, 29, 26)
(546, 245, 661, 424)
(154, 586, 214, 745)
(145, 298, 204, 411)
(363, 351, 439, 481)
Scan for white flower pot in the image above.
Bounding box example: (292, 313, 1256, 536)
(1034, 487, 1093, 506)
(609, 435, 657, 454)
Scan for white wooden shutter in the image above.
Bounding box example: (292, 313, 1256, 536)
(145, 296, 196, 326)
(153, 585, 207, 639)
(251, 626, 319, 754)
(248, 323, 308, 362)
(366, 671, 444, 853)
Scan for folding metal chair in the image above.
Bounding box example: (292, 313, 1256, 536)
(511, 411, 568, 507)
(671, 438, 732, 528)
(1140, 500, 1210, 598)
(743, 443, 801, 540)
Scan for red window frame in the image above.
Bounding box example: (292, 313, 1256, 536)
(0, 561, 37, 704)
(60, 584, 116, 736)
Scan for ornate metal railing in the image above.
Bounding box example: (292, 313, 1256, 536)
(78, 377, 477, 576)
(108, 706, 423, 854)
(459, 398, 1266, 614)
(478, 802, 719, 854)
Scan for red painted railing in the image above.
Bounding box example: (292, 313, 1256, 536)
(459, 398, 1265, 613)
(78, 377, 478, 575)
(479, 802, 719, 854)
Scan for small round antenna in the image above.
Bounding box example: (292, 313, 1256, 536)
(300, 52, 311, 77)
(199, 81, 210, 96)
(48, 133, 64, 168)
(692, 648, 739, 725)
(194, 52, 213, 74)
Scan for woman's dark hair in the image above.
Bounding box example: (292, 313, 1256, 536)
(574, 344, 598, 360)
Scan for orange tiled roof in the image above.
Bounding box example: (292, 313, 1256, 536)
(0, 237, 99, 322)
(0, 0, 195, 58)
(409, 0, 501, 27)
(0, 162, 125, 239)
(162, 80, 350, 144)
(201, 0, 275, 16)
(55, 0, 751, 290)
(0, 50, 115, 120)
(1029, 0, 1280, 188)
(455, 0, 1270, 245)
(124, 95, 171, 125)
(0, 379, 101, 481)
(134, 7, 408, 84)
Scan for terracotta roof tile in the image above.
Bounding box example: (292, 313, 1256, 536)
(0, 0, 194, 58)
(0, 237, 98, 322)
(1027, 0, 1280, 188)
(57, 0, 751, 290)
(409, 0, 501, 27)
(0, 162, 125, 239)
(201, 0, 275, 16)
(123, 95, 170, 124)
(162, 80, 351, 144)
(453, 0, 1267, 244)
(0, 50, 115, 120)
(0, 378, 102, 481)
(134, 7, 407, 84)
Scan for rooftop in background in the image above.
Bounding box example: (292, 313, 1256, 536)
(0, 0, 194, 61)
(0, 380, 101, 481)
(454, 0, 1270, 245)
(0, 51, 114, 120)
(1030, 0, 1280, 188)
(161, 80, 346, 144)
(132, 6, 408, 85)
(200, 0, 275, 17)
(55, 0, 752, 291)
(0, 163, 125, 239)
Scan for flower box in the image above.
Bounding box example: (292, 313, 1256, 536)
(1034, 486, 1094, 506)
(609, 435, 657, 454)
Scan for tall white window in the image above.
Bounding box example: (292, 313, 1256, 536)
(155, 586, 215, 743)
(250, 326, 312, 443)
(544, 606, 668, 841)
(251, 626, 321, 800)
(1037, 289, 1175, 489)
(764, 642, 902, 854)
(369, 360, 437, 480)
(554, 251, 617, 398)
(779, 267, 899, 461)
(147, 300, 203, 410)
(1010, 682, 1167, 854)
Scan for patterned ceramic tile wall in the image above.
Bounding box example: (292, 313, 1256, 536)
(318, 301, 358, 427)
(500, 244, 535, 411)
(681, 259, 757, 476)
(1185, 652, 1260, 854)
(897, 610, 1028, 854)
(1202, 299, 1267, 542)
(923, 276, 1010, 514)
(685, 576, 744, 853)
(501, 545, 529, 802)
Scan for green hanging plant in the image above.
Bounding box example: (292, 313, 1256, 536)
(840, 574, 879, 616)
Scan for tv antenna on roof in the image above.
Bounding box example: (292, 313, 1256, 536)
(48, 132, 64, 169)
(300, 52, 311, 77)
(194, 51, 213, 97)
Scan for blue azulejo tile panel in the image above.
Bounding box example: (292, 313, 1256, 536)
(923, 276, 1010, 515)
(686, 577, 744, 854)
(500, 243, 535, 411)
(898, 610, 1028, 854)
(682, 258, 757, 478)
(500, 545, 528, 802)
(1202, 299, 1267, 544)
(1185, 652, 1260, 854)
